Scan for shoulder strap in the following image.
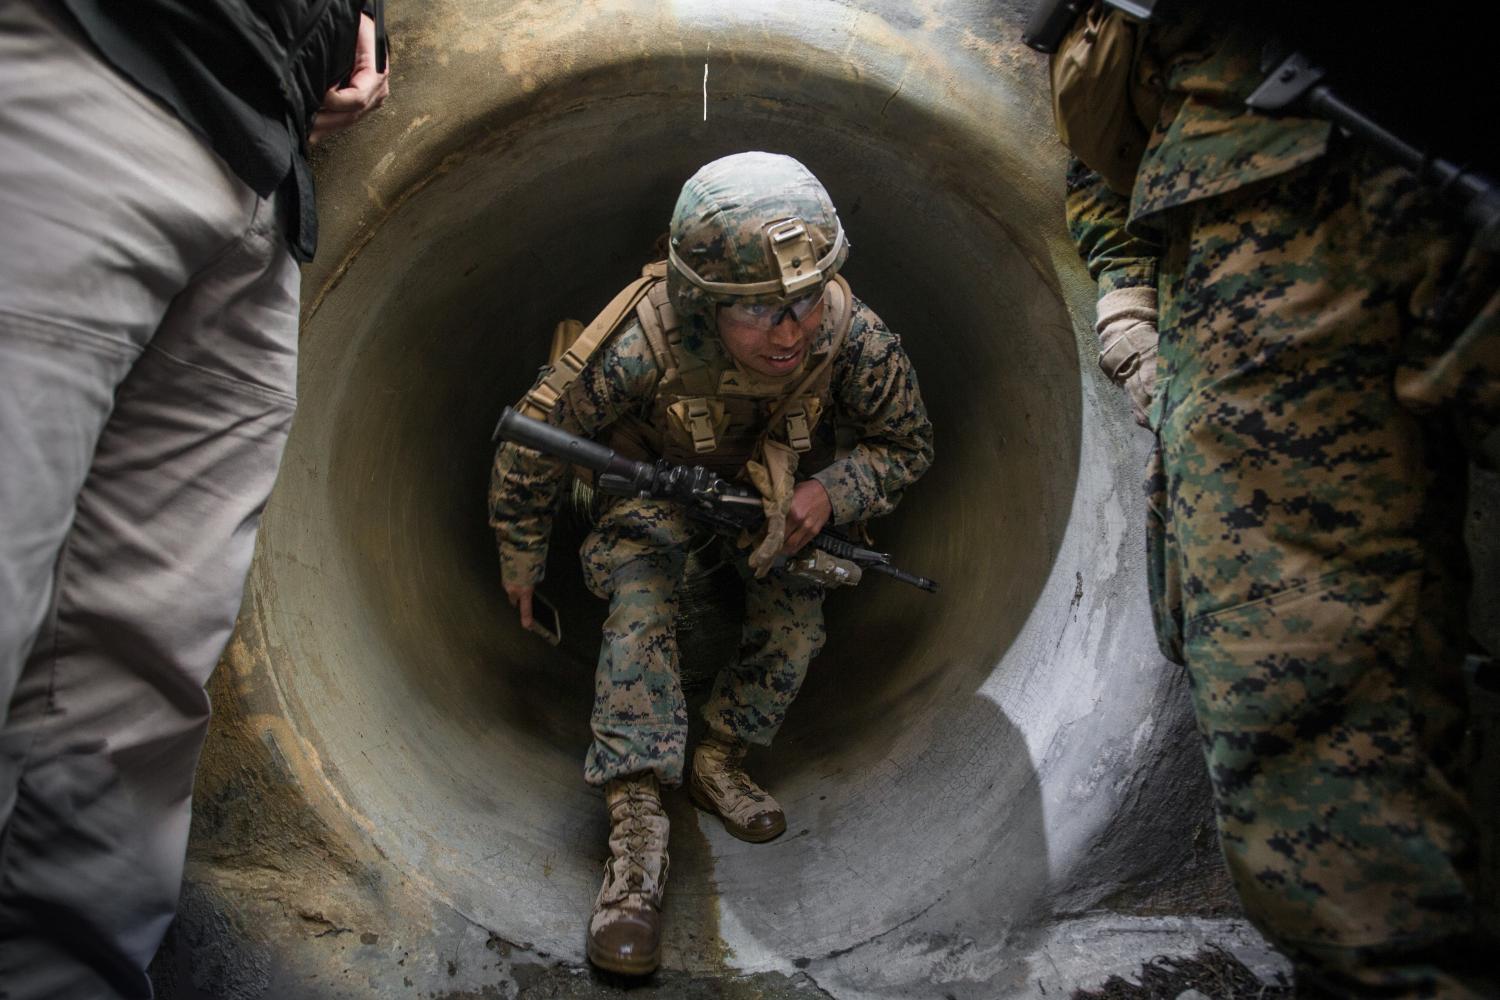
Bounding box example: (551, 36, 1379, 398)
(518, 261, 668, 419)
(633, 276, 681, 377)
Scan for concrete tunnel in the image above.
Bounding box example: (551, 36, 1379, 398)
(164, 2, 1297, 997)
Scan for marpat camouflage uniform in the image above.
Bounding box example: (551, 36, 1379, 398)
(489, 299, 932, 787)
(1064, 8, 1499, 997)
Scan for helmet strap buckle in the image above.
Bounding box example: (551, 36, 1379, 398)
(766, 219, 822, 295)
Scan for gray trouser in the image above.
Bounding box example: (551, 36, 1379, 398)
(0, 3, 300, 997)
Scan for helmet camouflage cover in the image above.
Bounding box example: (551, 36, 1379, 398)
(667, 152, 849, 324)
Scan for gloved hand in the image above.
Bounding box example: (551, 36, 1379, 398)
(1095, 285, 1159, 429)
(742, 440, 799, 577)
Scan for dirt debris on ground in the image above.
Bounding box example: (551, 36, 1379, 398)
(507, 962, 834, 999)
(1070, 945, 1291, 1000)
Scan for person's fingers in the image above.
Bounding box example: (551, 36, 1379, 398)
(318, 89, 362, 113)
(518, 590, 534, 631)
(319, 75, 388, 114)
(346, 68, 390, 105)
(308, 36, 390, 145)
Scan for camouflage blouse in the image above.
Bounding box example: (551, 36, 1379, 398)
(489, 293, 934, 587)
(1065, 5, 1332, 292)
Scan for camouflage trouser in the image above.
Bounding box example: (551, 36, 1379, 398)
(578, 497, 826, 788)
(1150, 144, 1499, 995)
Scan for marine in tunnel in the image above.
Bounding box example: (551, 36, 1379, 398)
(1038, 0, 1500, 995)
(488, 151, 934, 975)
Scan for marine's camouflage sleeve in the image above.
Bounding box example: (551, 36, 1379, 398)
(811, 300, 934, 525)
(1065, 157, 1161, 297)
(488, 319, 662, 587)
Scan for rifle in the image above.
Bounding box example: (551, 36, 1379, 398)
(493, 407, 940, 593)
(1247, 51, 1500, 251)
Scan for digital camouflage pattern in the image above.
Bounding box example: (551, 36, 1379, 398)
(574, 495, 826, 787)
(1124, 14, 1330, 228)
(1064, 10, 1500, 997)
(489, 294, 930, 787)
(578, 498, 694, 786)
(666, 151, 848, 318)
(1063, 10, 1328, 299)
(489, 299, 933, 588)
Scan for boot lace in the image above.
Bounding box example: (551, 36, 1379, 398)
(603, 791, 667, 906)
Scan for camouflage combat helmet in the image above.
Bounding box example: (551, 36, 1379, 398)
(667, 152, 849, 325)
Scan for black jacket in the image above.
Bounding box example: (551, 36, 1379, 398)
(61, 0, 381, 261)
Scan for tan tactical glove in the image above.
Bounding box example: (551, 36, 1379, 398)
(1096, 285, 1158, 429)
(742, 440, 799, 578)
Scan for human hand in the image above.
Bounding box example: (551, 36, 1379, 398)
(1095, 286, 1159, 430)
(504, 582, 534, 631)
(782, 480, 832, 555)
(309, 13, 390, 145)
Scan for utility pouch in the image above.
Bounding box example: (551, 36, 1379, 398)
(782, 398, 823, 453)
(666, 397, 727, 454)
(1050, 1, 1162, 196)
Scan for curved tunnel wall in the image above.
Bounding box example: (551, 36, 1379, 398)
(219, 2, 1220, 994)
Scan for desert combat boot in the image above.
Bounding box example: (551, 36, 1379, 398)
(587, 773, 670, 975)
(688, 733, 786, 842)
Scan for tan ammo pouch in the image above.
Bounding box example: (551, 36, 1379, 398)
(666, 397, 728, 454)
(1049, 1, 1162, 196)
(780, 397, 823, 453)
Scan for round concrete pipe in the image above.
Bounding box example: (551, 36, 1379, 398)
(188, 2, 1262, 996)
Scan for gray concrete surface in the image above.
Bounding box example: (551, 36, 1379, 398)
(163, 2, 1299, 997)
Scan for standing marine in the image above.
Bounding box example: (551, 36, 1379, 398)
(1040, 0, 1499, 995)
(488, 151, 934, 975)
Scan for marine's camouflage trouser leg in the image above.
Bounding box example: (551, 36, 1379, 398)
(579, 498, 827, 786)
(580, 498, 693, 788)
(1152, 144, 1499, 996)
(701, 557, 827, 746)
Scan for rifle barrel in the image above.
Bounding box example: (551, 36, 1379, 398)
(494, 407, 642, 481)
(866, 561, 940, 593)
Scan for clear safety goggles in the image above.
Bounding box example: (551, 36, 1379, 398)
(720, 287, 824, 330)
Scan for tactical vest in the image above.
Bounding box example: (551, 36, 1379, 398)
(520, 262, 855, 482)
